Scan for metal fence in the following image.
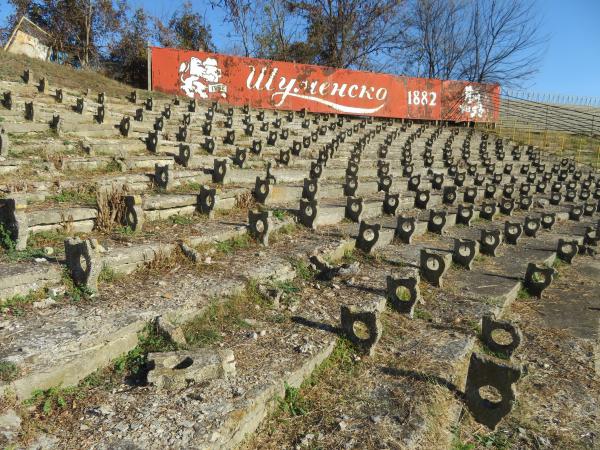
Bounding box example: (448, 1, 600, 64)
(501, 89, 600, 108)
(474, 90, 600, 170)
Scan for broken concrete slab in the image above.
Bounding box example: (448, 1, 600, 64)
(147, 349, 236, 390)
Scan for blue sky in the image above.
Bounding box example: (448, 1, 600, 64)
(1, 0, 599, 98)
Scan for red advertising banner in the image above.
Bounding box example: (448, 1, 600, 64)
(150, 47, 500, 122)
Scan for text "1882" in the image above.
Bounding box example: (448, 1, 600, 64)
(407, 90, 437, 106)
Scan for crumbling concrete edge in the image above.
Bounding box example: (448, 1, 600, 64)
(217, 340, 337, 450)
(0, 227, 352, 401)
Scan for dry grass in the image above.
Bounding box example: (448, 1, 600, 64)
(143, 246, 187, 274)
(452, 259, 600, 450)
(235, 191, 256, 210)
(0, 49, 169, 100)
(96, 185, 127, 232)
(482, 123, 600, 169)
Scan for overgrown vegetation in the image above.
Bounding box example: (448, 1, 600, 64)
(27, 230, 68, 249)
(248, 338, 360, 447)
(48, 188, 97, 206)
(215, 234, 252, 255)
(169, 214, 195, 226)
(0, 222, 15, 251)
(451, 424, 513, 450)
(19, 321, 177, 422)
(0, 221, 50, 264)
(517, 288, 532, 299)
(414, 308, 433, 321)
(290, 258, 315, 281)
(98, 266, 122, 284)
(183, 281, 266, 347)
(0, 361, 20, 382)
(277, 382, 308, 417)
(112, 322, 179, 383)
(61, 268, 94, 302)
(0, 289, 46, 316)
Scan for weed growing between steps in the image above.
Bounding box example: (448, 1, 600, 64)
(27, 229, 71, 251)
(277, 383, 309, 417)
(0, 322, 178, 446)
(215, 234, 252, 255)
(245, 338, 360, 449)
(0, 222, 15, 252)
(0, 289, 47, 317)
(290, 257, 316, 281)
(0, 361, 20, 382)
(272, 209, 287, 220)
(268, 223, 297, 244)
(183, 280, 277, 347)
(97, 266, 123, 284)
(169, 214, 195, 226)
(169, 181, 202, 194)
(0, 225, 79, 263)
(47, 187, 97, 207)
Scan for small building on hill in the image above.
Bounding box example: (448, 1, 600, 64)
(4, 16, 52, 61)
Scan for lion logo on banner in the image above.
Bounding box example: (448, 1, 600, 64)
(459, 85, 486, 119)
(179, 57, 228, 99)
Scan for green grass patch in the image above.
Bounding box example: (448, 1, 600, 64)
(339, 248, 357, 265)
(271, 279, 301, 295)
(474, 254, 489, 263)
(414, 308, 433, 321)
(215, 234, 252, 254)
(114, 225, 135, 236)
(98, 266, 122, 284)
(27, 230, 68, 248)
(61, 268, 94, 302)
(0, 289, 46, 316)
(466, 319, 481, 335)
(473, 431, 512, 449)
(1, 247, 48, 262)
(272, 209, 287, 220)
(290, 258, 315, 281)
(0, 361, 20, 382)
(47, 188, 97, 206)
(169, 214, 195, 226)
(0, 222, 16, 251)
(480, 345, 510, 360)
(170, 181, 202, 194)
(277, 382, 308, 416)
(103, 159, 122, 173)
(24, 386, 79, 416)
(303, 338, 358, 389)
(0, 223, 59, 262)
(517, 288, 531, 299)
(276, 223, 296, 236)
(112, 322, 178, 381)
(183, 282, 264, 348)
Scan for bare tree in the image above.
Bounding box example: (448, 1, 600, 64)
(400, 0, 471, 79)
(215, 0, 257, 56)
(255, 0, 304, 60)
(216, 0, 404, 70)
(461, 0, 546, 85)
(290, 0, 404, 70)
